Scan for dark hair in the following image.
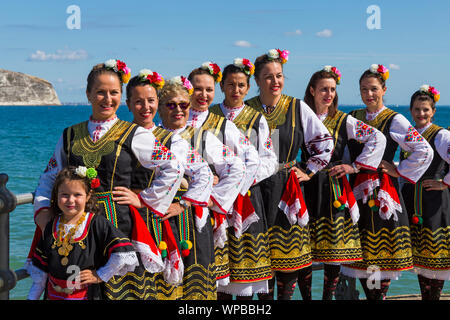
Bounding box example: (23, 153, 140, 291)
(359, 69, 386, 89)
(126, 75, 157, 101)
(50, 166, 99, 216)
(220, 64, 250, 86)
(86, 63, 123, 94)
(254, 54, 283, 81)
(304, 70, 339, 118)
(188, 68, 214, 83)
(409, 90, 436, 110)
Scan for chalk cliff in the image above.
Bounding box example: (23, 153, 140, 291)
(0, 69, 61, 105)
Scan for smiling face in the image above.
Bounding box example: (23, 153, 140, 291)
(220, 71, 250, 108)
(159, 90, 191, 130)
(57, 179, 90, 223)
(127, 84, 158, 129)
(359, 76, 386, 111)
(255, 61, 284, 99)
(87, 73, 122, 121)
(190, 74, 215, 111)
(310, 78, 337, 112)
(411, 98, 436, 128)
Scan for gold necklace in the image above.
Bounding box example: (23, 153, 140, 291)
(52, 212, 87, 266)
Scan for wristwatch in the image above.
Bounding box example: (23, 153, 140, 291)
(305, 168, 315, 178)
(179, 199, 189, 209)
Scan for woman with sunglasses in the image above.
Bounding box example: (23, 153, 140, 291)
(302, 66, 386, 300)
(187, 62, 261, 290)
(30, 59, 185, 300)
(245, 49, 334, 300)
(340, 65, 433, 300)
(158, 75, 246, 299)
(400, 85, 450, 300)
(207, 59, 278, 300)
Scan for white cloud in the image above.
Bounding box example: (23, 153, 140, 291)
(234, 40, 252, 48)
(316, 29, 333, 38)
(389, 63, 400, 70)
(285, 29, 302, 36)
(28, 49, 88, 61)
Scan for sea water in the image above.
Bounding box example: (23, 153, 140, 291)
(0, 104, 449, 300)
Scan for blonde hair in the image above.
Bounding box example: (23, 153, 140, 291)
(158, 82, 190, 108)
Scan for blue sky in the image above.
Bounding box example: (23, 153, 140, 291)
(1, 0, 450, 105)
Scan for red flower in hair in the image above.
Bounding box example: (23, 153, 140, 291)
(116, 60, 127, 72)
(91, 178, 100, 189)
(242, 58, 250, 66)
(211, 63, 221, 74)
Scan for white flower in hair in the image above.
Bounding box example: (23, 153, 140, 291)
(233, 58, 244, 68)
(420, 84, 430, 92)
(104, 59, 118, 71)
(323, 65, 332, 72)
(369, 64, 379, 73)
(139, 69, 153, 78)
(75, 166, 87, 178)
(201, 61, 213, 72)
(268, 49, 279, 59)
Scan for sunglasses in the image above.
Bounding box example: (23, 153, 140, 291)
(165, 102, 190, 110)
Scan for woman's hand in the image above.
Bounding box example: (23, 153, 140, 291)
(329, 164, 356, 179)
(79, 269, 102, 286)
(112, 186, 142, 208)
(379, 160, 400, 178)
(422, 179, 448, 191)
(161, 201, 190, 221)
(35, 208, 52, 235)
(290, 167, 311, 183)
(213, 175, 219, 186)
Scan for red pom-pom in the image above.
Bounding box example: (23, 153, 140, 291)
(381, 206, 388, 213)
(181, 249, 190, 257)
(91, 178, 100, 189)
(374, 199, 381, 207)
(412, 216, 419, 224)
(338, 195, 346, 204)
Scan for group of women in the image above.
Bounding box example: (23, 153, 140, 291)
(26, 48, 449, 301)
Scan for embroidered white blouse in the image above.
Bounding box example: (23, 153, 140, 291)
(219, 103, 278, 184)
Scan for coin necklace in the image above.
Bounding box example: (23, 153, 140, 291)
(52, 212, 87, 266)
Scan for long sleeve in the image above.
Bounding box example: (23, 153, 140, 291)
(132, 126, 184, 216)
(224, 121, 260, 195)
(300, 100, 334, 173)
(389, 114, 433, 183)
(346, 114, 386, 170)
(33, 134, 67, 215)
(169, 134, 214, 206)
(434, 128, 450, 186)
(202, 131, 245, 214)
(255, 115, 278, 183)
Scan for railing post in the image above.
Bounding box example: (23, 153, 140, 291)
(0, 173, 18, 300)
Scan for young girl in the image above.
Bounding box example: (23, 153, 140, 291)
(27, 166, 138, 300)
(401, 85, 450, 300)
(209, 60, 278, 299)
(340, 65, 433, 300)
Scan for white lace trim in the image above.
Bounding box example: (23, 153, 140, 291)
(163, 250, 184, 285)
(25, 259, 47, 300)
(229, 209, 259, 239)
(340, 265, 401, 280)
(217, 280, 269, 296)
(216, 276, 230, 287)
(278, 199, 309, 227)
(348, 202, 360, 225)
(132, 240, 164, 274)
(96, 251, 139, 282)
(410, 267, 450, 281)
(377, 189, 402, 221)
(194, 207, 209, 233)
(213, 218, 229, 249)
(352, 178, 380, 203)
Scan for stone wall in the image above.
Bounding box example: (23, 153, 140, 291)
(0, 69, 61, 106)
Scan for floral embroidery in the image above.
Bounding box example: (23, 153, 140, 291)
(239, 135, 250, 146)
(222, 145, 234, 158)
(405, 125, 424, 143)
(264, 137, 273, 150)
(151, 139, 174, 161)
(355, 120, 375, 138)
(44, 156, 57, 172)
(187, 148, 204, 164)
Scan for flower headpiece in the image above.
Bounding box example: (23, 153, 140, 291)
(168, 76, 194, 95)
(267, 48, 290, 64)
(323, 65, 342, 85)
(104, 59, 131, 84)
(369, 64, 389, 81)
(75, 166, 100, 189)
(138, 69, 165, 90)
(201, 61, 222, 83)
(419, 84, 440, 103)
(233, 58, 255, 77)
